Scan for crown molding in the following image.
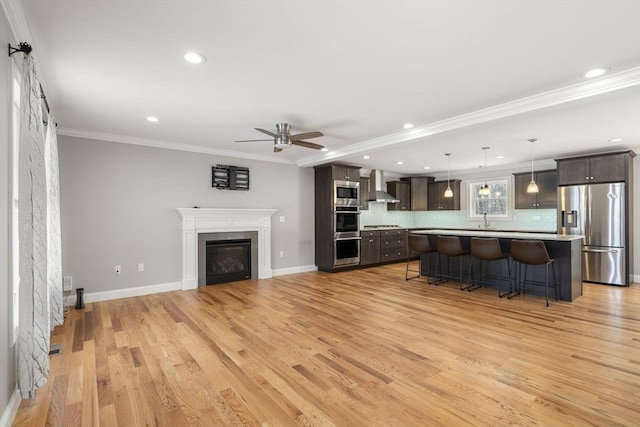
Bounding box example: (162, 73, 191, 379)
(57, 128, 296, 165)
(297, 67, 640, 167)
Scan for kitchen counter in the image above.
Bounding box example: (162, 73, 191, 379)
(411, 229, 583, 302)
(411, 229, 583, 242)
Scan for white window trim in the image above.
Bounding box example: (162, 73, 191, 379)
(465, 175, 514, 221)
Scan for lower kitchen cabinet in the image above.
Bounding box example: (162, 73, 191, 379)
(360, 230, 381, 265)
(381, 230, 407, 261)
(360, 229, 407, 266)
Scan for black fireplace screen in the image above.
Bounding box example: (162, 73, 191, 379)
(206, 239, 252, 285)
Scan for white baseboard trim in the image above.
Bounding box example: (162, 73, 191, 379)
(63, 266, 319, 307)
(65, 281, 182, 305)
(0, 386, 20, 427)
(631, 274, 639, 284)
(272, 265, 318, 277)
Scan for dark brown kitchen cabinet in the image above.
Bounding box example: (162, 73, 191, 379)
(387, 181, 410, 211)
(314, 164, 361, 272)
(380, 229, 407, 262)
(556, 152, 632, 186)
(514, 170, 557, 209)
(331, 165, 360, 182)
(428, 180, 461, 210)
(360, 230, 380, 265)
(359, 177, 370, 210)
(401, 176, 434, 211)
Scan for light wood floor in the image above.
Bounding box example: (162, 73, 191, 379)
(13, 263, 640, 426)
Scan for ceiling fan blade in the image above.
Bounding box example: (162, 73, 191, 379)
(255, 128, 277, 137)
(274, 147, 283, 153)
(290, 131, 323, 140)
(292, 140, 324, 150)
(235, 139, 273, 142)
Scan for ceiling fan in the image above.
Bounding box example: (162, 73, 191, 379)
(235, 123, 324, 152)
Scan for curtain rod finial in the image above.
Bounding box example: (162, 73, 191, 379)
(8, 42, 33, 57)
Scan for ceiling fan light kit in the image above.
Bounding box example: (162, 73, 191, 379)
(236, 122, 325, 153)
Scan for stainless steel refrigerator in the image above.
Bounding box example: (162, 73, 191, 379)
(558, 183, 626, 285)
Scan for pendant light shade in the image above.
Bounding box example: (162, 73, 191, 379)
(526, 138, 539, 194)
(444, 153, 453, 198)
(479, 146, 491, 196)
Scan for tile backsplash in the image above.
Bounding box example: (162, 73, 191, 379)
(360, 202, 557, 232)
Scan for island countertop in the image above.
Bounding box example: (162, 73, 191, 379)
(411, 229, 584, 242)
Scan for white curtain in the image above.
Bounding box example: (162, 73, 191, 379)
(17, 54, 63, 399)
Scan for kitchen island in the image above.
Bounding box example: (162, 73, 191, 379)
(411, 229, 584, 302)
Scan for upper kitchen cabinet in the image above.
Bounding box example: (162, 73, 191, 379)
(514, 170, 557, 209)
(556, 151, 635, 186)
(428, 180, 461, 210)
(331, 165, 360, 182)
(401, 176, 434, 211)
(386, 181, 410, 211)
(359, 177, 370, 210)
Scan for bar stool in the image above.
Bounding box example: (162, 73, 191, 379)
(510, 239, 558, 307)
(405, 234, 437, 283)
(468, 237, 511, 295)
(434, 236, 470, 289)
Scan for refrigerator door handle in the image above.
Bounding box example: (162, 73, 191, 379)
(583, 248, 619, 254)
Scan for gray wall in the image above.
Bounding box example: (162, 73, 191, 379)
(59, 135, 315, 294)
(0, 2, 17, 418)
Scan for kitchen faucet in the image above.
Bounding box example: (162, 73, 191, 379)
(483, 212, 490, 229)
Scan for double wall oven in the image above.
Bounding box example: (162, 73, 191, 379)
(333, 181, 361, 266)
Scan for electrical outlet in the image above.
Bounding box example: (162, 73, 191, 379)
(115, 265, 121, 274)
(532, 215, 542, 222)
(279, 250, 284, 258)
(63, 276, 73, 291)
(138, 263, 144, 272)
(279, 216, 286, 223)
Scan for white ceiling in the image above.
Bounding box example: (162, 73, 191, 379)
(18, 0, 640, 175)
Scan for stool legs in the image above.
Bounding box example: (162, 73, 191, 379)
(464, 257, 483, 292)
(509, 260, 558, 307)
(405, 252, 435, 284)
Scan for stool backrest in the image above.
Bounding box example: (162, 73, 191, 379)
(510, 240, 551, 265)
(470, 237, 503, 260)
(436, 236, 465, 256)
(408, 234, 433, 253)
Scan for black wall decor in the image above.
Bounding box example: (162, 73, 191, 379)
(212, 164, 250, 190)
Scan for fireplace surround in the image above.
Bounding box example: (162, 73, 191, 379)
(176, 208, 277, 290)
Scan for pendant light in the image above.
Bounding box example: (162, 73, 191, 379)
(479, 146, 491, 196)
(444, 153, 453, 198)
(527, 138, 539, 193)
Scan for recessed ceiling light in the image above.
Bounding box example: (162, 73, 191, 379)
(328, 151, 336, 155)
(496, 155, 505, 159)
(397, 161, 403, 165)
(320, 147, 329, 152)
(584, 67, 609, 78)
(184, 51, 206, 64)
(362, 155, 370, 159)
(403, 123, 414, 129)
(146, 116, 160, 123)
(423, 166, 430, 170)
(609, 138, 623, 143)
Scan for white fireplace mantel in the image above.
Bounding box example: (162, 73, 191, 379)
(176, 208, 277, 289)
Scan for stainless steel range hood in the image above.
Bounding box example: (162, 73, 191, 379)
(368, 170, 399, 203)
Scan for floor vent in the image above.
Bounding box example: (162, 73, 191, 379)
(49, 343, 63, 356)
